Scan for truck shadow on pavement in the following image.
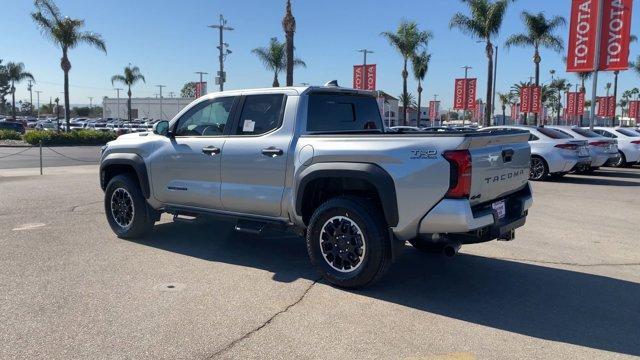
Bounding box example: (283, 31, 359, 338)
(132, 220, 640, 357)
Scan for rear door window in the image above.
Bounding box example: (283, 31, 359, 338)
(571, 128, 601, 138)
(307, 93, 383, 132)
(234, 94, 286, 135)
(537, 127, 573, 139)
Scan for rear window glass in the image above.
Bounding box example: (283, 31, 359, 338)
(615, 128, 640, 137)
(307, 93, 383, 132)
(571, 128, 601, 138)
(537, 127, 573, 139)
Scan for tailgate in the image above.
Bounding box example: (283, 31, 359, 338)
(461, 131, 531, 205)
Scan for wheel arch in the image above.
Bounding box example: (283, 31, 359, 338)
(295, 162, 398, 227)
(100, 153, 150, 199)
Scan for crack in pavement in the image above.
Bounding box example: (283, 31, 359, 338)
(489, 256, 640, 267)
(207, 277, 321, 359)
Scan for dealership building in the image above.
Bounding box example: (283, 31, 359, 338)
(102, 97, 195, 120)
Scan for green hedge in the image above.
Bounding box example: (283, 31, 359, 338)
(23, 130, 118, 146)
(0, 129, 22, 140)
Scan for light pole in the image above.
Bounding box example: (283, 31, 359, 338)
(114, 88, 123, 120)
(27, 80, 34, 115)
(35, 90, 42, 117)
(156, 85, 166, 119)
(462, 65, 472, 126)
(433, 94, 439, 126)
(209, 15, 234, 92)
(357, 49, 374, 90)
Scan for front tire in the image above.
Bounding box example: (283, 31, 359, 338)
(105, 174, 154, 239)
(306, 197, 391, 289)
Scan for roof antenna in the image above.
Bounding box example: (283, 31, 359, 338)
(324, 80, 339, 87)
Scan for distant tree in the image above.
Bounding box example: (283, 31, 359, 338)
(411, 51, 431, 126)
(382, 20, 432, 125)
(252, 37, 306, 87)
(450, 0, 513, 126)
(0, 60, 10, 112)
(32, 0, 106, 130)
(72, 106, 91, 117)
(181, 82, 197, 98)
(498, 92, 514, 123)
(6, 62, 34, 119)
(111, 65, 145, 121)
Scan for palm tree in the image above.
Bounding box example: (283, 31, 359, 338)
(111, 65, 146, 122)
(31, 0, 106, 131)
(411, 51, 431, 127)
(398, 92, 417, 123)
(505, 11, 565, 125)
(6, 62, 34, 120)
(550, 78, 570, 124)
(450, 0, 512, 126)
(382, 20, 433, 126)
(497, 92, 513, 124)
(252, 37, 306, 87)
(282, 0, 296, 87)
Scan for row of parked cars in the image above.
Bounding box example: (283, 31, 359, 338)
(390, 125, 640, 181)
(0, 116, 166, 135)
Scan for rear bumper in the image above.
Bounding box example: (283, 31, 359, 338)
(417, 183, 533, 241)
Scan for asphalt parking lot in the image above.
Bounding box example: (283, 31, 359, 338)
(1, 165, 639, 359)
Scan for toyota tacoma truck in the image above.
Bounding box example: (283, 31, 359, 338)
(100, 85, 533, 288)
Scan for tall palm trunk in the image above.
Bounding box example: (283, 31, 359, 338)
(402, 58, 408, 126)
(416, 81, 422, 127)
(556, 93, 562, 125)
(534, 48, 540, 125)
(502, 105, 506, 125)
(485, 41, 494, 127)
(273, 72, 280, 87)
(61, 48, 71, 132)
(127, 86, 132, 122)
(11, 82, 16, 119)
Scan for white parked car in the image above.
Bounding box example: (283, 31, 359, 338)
(547, 126, 619, 171)
(592, 127, 640, 167)
(483, 125, 591, 181)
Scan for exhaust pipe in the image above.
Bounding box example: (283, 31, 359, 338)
(442, 242, 461, 258)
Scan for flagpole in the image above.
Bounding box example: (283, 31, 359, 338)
(589, 0, 605, 130)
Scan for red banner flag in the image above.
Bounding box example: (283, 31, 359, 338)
(530, 86, 542, 114)
(454, 79, 466, 110)
(520, 86, 532, 113)
(567, 92, 578, 115)
(429, 100, 440, 120)
(607, 95, 616, 117)
(466, 79, 478, 109)
(567, 0, 600, 72)
(597, 97, 608, 116)
(629, 100, 640, 119)
(353, 65, 376, 90)
(577, 92, 586, 115)
(599, 0, 634, 71)
(511, 103, 520, 121)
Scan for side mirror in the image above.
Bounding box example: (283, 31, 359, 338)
(153, 120, 170, 137)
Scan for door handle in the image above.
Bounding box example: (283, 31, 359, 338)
(261, 147, 284, 157)
(202, 146, 221, 155)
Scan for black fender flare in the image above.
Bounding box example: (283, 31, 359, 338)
(296, 162, 399, 227)
(100, 153, 151, 199)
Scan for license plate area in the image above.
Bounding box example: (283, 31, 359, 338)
(492, 200, 506, 220)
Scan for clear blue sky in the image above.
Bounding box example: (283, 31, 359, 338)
(3, 0, 639, 109)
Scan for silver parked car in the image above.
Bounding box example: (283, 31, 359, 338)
(547, 126, 619, 171)
(483, 125, 591, 181)
(592, 127, 640, 167)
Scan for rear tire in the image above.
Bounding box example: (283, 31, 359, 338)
(529, 156, 548, 181)
(105, 174, 154, 239)
(306, 197, 391, 289)
(610, 151, 626, 168)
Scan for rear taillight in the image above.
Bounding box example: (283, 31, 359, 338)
(554, 143, 579, 150)
(631, 140, 640, 145)
(443, 150, 472, 199)
(589, 141, 610, 147)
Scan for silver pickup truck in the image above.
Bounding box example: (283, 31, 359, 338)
(100, 85, 533, 288)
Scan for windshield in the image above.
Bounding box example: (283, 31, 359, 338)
(615, 128, 640, 137)
(538, 127, 573, 139)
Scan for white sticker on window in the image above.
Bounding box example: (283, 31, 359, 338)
(243, 119, 255, 132)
